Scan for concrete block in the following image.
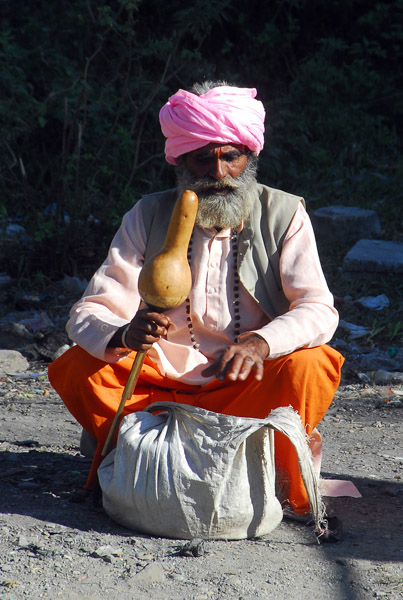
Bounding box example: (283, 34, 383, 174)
(343, 239, 403, 274)
(311, 205, 381, 244)
(0, 349, 29, 375)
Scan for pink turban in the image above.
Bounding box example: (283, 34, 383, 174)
(159, 86, 266, 165)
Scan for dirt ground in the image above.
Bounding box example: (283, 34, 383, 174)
(0, 358, 402, 600)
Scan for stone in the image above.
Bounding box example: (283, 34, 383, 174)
(311, 205, 381, 244)
(359, 351, 400, 372)
(92, 545, 122, 562)
(338, 320, 369, 339)
(343, 239, 403, 274)
(368, 370, 403, 385)
(0, 310, 55, 350)
(0, 350, 29, 375)
(134, 562, 166, 583)
(51, 343, 71, 361)
(17, 535, 30, 548)
(356, 294, 390, 310)
(177, 538, 208, 557)
(168, 573, 186, 581)
(5, 223, 27, 238)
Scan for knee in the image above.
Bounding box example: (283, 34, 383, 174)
(48, 345, 102, 396)
(278, 345, 343, 380)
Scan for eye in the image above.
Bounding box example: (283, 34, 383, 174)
(194, 155, 214, 163)
(223, 152, 243, 162)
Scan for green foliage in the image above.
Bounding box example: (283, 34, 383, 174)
(0, 0, 401, 285)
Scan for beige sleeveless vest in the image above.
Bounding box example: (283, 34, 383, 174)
(141, 184, 303, 319)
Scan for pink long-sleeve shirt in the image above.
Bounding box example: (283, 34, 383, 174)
(66, 198, 338, 385)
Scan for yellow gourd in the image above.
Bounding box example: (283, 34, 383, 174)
(102, 189, 199, 458)
(138, 189, 198, 310)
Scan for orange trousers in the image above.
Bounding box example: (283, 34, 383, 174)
(48, 344, 343, 514)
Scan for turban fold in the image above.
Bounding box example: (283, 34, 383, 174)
(159, 86, 266, 165)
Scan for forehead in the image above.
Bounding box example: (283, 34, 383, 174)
(186, 143, 247, 158)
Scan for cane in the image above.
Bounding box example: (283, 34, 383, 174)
(101, 190, 198, 458)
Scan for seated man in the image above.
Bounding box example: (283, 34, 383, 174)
(49, 81, 343, 516)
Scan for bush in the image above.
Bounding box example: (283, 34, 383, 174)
(0, 0, 401, 282)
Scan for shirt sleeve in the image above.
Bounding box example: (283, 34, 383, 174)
(243, 203, 339, 358)
(66, 201, 147, 361)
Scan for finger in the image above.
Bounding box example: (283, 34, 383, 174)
(142, 321, 167, 337)
(126, 323, 167, 351)
(124, 332, 154, 351)
(228, 355, 255, 381)
(227, 354, 245, 381)
(253, 360, 264, 381)
(201, 347, 237, 380)
(145, 312, 171, 328)
(134, 314, 170, 336)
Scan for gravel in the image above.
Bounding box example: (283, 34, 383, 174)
(0, 362, 402, 599)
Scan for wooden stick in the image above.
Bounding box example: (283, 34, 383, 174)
(101, 349, 146, 457)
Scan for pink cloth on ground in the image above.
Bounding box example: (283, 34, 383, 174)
(310, 429, 362, 499)
(159, 86, 266, 164)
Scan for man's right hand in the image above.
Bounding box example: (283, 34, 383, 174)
(108, 309, 171, 352)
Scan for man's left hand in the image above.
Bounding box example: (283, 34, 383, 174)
(201, 334, 269, 382)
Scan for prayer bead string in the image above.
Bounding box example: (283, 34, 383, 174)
(186, 231, 240, 350)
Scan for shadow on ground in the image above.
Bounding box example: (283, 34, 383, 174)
(1, 448, 402, 564)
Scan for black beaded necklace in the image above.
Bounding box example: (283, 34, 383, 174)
(185, 230, 241, 350)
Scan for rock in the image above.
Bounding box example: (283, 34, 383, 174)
(368, 370, 403, 385)
(168, 573, 186, 581)
(0, 310, 55, 350)
(0, 321, 32, 349)
(177, 538, 208, 557)
(343, 239, 403, 274)
(338, 320, 369, 339)
(355, 294, 390, 311)
(0, 564, 12, 572)
(51, 343, 71, 360)
(92, 545, 122, 563)
(92, 544, 122, 557)
(0, 350, 29, 375)
(32, 329, 71, 361)
(330, 338, 362, 355)
(136, 553, 155, 561)
(134, 562, 166, 583)
(357, 372, 372, 384)
(359, 351, 400, 372)
(5, 222, 29, 240)
(17, 535, 30, 548)
(311, 205, 381, 244)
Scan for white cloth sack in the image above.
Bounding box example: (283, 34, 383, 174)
(98, 402, 325, 540)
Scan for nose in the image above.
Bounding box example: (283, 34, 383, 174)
(209, 158, 229, 180)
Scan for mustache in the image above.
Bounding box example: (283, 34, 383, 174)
(188, 177, 240, 194)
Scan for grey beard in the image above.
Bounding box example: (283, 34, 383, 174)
(175, 157, 259, 229)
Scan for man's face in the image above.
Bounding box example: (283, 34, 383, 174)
(176, 142, 258, 230)
(184, 143, 248, 188)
